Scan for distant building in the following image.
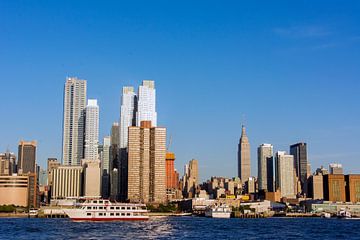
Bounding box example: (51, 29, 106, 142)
(345, 174, 360, 203)
(136, 80, 157, 127)
(238, 125, 251, 183)
(323, 174, 346, 202)
(257, 144, 274, 192)
(329, 163, 344, 175)
(290, 143, 308, 194)
(47, 158, 60, 186)
(62, 77, 87, 166)
(120, 86, 137, 149)
(166, 152, 178, 190)
(101, 136, 111, 198)
(38, 168, 48, 186)
(0, 151, 16, 176)
(110, 122, 121, 201)
(18, 140, 37, 174)
(275, 151, 295, 198)
(308, 174, 324, 200)
(83, 159, 101, 197)
(183, 159, 199, 198)
(127, 121, 166, 203)
(315, 166, 329, 175)
(84, 99, 99, 161)
(51, 166, 83, 199)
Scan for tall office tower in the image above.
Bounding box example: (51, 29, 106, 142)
(127, 121, 166, 204)
(62, 77, 87, 165)
(257, 144, 274, 192)
(183, 159, 199, 198)
(275, 151, 295, 198)
(329, 163, 344, 174)
(136, 80, 157, 127)
(110, 122, 120, 201)
(84, 99, 99, 160)
(18, 140, 37, 174)
(120, 87, 137, 149)
(238, 125, 251, 183)
(290, 143, 308, 193)
(0, 151, 16, 176)
(101, 136, 111, 198)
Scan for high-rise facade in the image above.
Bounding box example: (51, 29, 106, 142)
(238, 125, 251, 183)
(183, 159, 199, 198)
(127, 121, 166, 203)
(62, 77, 87, 166)
(101, 136, 111, 198)
(0, 151, 16, 176)
(257, 144, 274, 192)
(290, 143, 308, 192)
(51, 166, 83, 199)
(83, 159, 101, 197)
(18, 140, 37, 174)
(120, 87, 137, 149)
(136, 80, 157, 127)
(84, 99, 99, 160)
(275, 151, 295, 198)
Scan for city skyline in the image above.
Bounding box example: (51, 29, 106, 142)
(1, 1, 360, 181)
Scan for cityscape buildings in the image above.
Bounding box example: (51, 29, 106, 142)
(84, 99, 99, 161)
(127, 121, 166, 203)
(0, 151, 16, 176)
(51, 166, 83, 199)
(62, 77, 87, 166)
(17, 140, 37, 174)
(257, 144, 274, 192)
(238, 125, 251, 183)
(290, 143, 308, 193)
(275, 151, 295, 198)
(182, 159, 199, 198)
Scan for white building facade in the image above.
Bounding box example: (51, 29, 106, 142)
(136, 80, 157, 127)
(275, 151, 295, 198)
(84, 99, 99, 161)
(120, 87, 137, 149)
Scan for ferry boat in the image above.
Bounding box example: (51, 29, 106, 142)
(337, 208, 352, 219)
(205, 204, 232, 219)
(63, 199, 149, 221)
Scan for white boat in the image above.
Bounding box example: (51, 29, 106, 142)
(63, 199, 149, 221)
(321, 212, 331, 218)
(337, 208, 352, 219)
(205, 204, 232, 219)
(29, 209, 38, 218)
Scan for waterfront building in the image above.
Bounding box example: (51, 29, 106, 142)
(84, 99, 99, 161)
(18, 140, 37, 174)
(166, 152, 178, 190)
(136, 80, 157, 127)
(0, 151, 16, 176)
(275, 151, 296, 198)
(329, 163, 344, 175)
(62, 77, 87, 166)
(51, 165, 83, 199)
(323, 174, 346, 202)
(257, 144, 274, 192)
(238, 125, 251, 183)
(83, 159, 101, 198)
(127, 121, 166, 203)
(183, 159, 199, 198)
(307, 174, 324, 200)
(345, 174, 360, 203)
(290, 143, 308, 194)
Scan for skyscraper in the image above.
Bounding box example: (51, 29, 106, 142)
(0, 151, 16, 176)
(136, 80, 157, 127)
(290, 143, 308, 192)
(127, 121, 166, 203)
(238, 125, 251, 182)
(18, 140, 37, 174)
(101, 136, 111, 198)
(329, 163, 344, 174)
(275, 151, 295, 198)
(62, 77, 87, 165)
(84, 99, 99, 160)
(258, 144, 274, 192)
(110, 122, 120, 201)
(183, 159, 199, 198)
(120, 87, 137, 149)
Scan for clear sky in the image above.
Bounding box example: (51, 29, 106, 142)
(1, 1, 360, 181)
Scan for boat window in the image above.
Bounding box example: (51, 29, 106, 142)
(93, 207, 97, 209)
(87, 213, 91, 216)
(115, 207, 119, 210)
(99, 201, 103, 204)
(127, 213, 131, 216)
(87, 206, 91, 210)
(127, 207, 130, 210)
(99, 213, 103, 216)
(104, 213, 106, 216)
(121, 207, 125, 210)
(121, 213, 125, 216)
(94, 201, 97, 204)
(110, 213, 114, 216)
(116, 213, 120, 216)
(110, 207, 114, 210)
(99, 207, 104, 210)
(132, 207, 136, 210)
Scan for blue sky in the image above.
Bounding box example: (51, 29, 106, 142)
(1, 1, 360, 181)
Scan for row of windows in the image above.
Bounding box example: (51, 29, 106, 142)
(87, 212, 135, 217)
(86, 206, 137, 210)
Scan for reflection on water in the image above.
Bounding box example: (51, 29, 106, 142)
(0, 217, 360, 240)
